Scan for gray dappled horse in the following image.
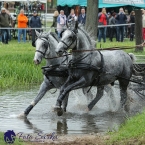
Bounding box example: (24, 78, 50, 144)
(55, 23, 135, 116)
(19, 31, 104, 118)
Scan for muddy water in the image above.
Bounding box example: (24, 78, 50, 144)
(0, 86, 144, 135)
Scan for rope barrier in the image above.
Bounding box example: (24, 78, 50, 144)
(0, 23, 135, 30)
(71, 42, 145, 53)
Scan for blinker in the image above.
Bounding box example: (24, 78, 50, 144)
(32, 41, 36, 47)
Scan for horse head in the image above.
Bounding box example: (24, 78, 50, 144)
(55, 22, 78, 56)
(33, 30, 50, 64)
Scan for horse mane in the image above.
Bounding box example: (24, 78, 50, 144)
(78, 26, 92, 45)
(78, 26, 96, 48)
(50, 32, 59, 42)
(37, 31, 59, 43)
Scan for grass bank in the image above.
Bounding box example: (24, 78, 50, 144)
(107, 110, 145, 145)
(0, 40, 45, 90)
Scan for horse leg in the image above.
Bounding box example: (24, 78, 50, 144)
(88, 86, 104, 111)
(18, 79, 53, 118)
(62, 93, 69, 112)
(55, 77, 86, 116)
(119, 79, 130, 112)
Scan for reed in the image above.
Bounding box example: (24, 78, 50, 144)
(0, 40, 45, 90)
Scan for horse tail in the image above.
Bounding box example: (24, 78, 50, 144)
(128, 53, 136, 63)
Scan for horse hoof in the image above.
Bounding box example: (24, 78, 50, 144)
(57, 109, 63, 116)
(17, 112, 27, 119)
(124, 104, 130, 113)
(53, 106, 63, 116)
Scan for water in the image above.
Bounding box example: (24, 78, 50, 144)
(0, 86, 144, 135)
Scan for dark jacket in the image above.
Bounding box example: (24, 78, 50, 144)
(30, 16, 41, 28)
(116, 13, 127, 24)
(0, 13, 10, 27)
(130, 15, 135, 23)
(78, 14, 86, 24)
(51, 16, 58, 27)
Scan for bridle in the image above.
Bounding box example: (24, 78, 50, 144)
(35, 36, 50, 58)
(60, 29, 77, 51)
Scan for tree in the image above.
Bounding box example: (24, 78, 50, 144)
(85, 0, 98, 42)
(135, 9, 143, 52)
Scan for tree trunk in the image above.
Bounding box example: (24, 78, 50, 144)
(135, 9, 143, 52)
(85, 0, 98, 41)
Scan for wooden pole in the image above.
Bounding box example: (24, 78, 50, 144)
(135, 9, 143, 52)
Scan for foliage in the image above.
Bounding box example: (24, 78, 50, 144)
(108, 110, 145, 144)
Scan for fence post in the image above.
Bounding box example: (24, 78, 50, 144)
(135, 9, 143, 52)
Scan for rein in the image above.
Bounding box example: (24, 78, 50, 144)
(44, 42, 144, 60)
(70, 42, 145, 53)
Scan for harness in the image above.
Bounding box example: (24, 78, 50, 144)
(34, 34, 69, 87)
(60, 29, 104, 87)
(35, 36, 50, 58)
(42, 64, 68, 78)
(68, 51, 104, 73)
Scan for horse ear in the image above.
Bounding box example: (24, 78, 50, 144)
(35, 30, 40, 37)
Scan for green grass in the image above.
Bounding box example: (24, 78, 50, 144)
(0, 40, 45, 90)
(107, 110, 145, 144)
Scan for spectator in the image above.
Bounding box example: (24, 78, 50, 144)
(0, 7, 11, 44)
(51, 10, 59, 34)
(78, 8, 86, 25)
(98, 7, 108, 43)
(124, 9, 130, 38)
(5, 9, 12, 41)
(129, 11, 135, 41)
(109, 12, 116, 42)
(142, 10, 145, 42)
(17, 9, 28, 43)
(30, 11, 42, 42)
(107, 12, 111, 38)
(116, 8, 127, 42)
(57, 10, 66, 38)
(67, 9, 77, 27)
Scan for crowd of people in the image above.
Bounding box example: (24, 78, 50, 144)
(53, 7, 136, 42)
(53, 8, 86, 38)
(98, 7, 136, 43)
(1, 6, 145, 44)
(0, 7, 42, 44)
